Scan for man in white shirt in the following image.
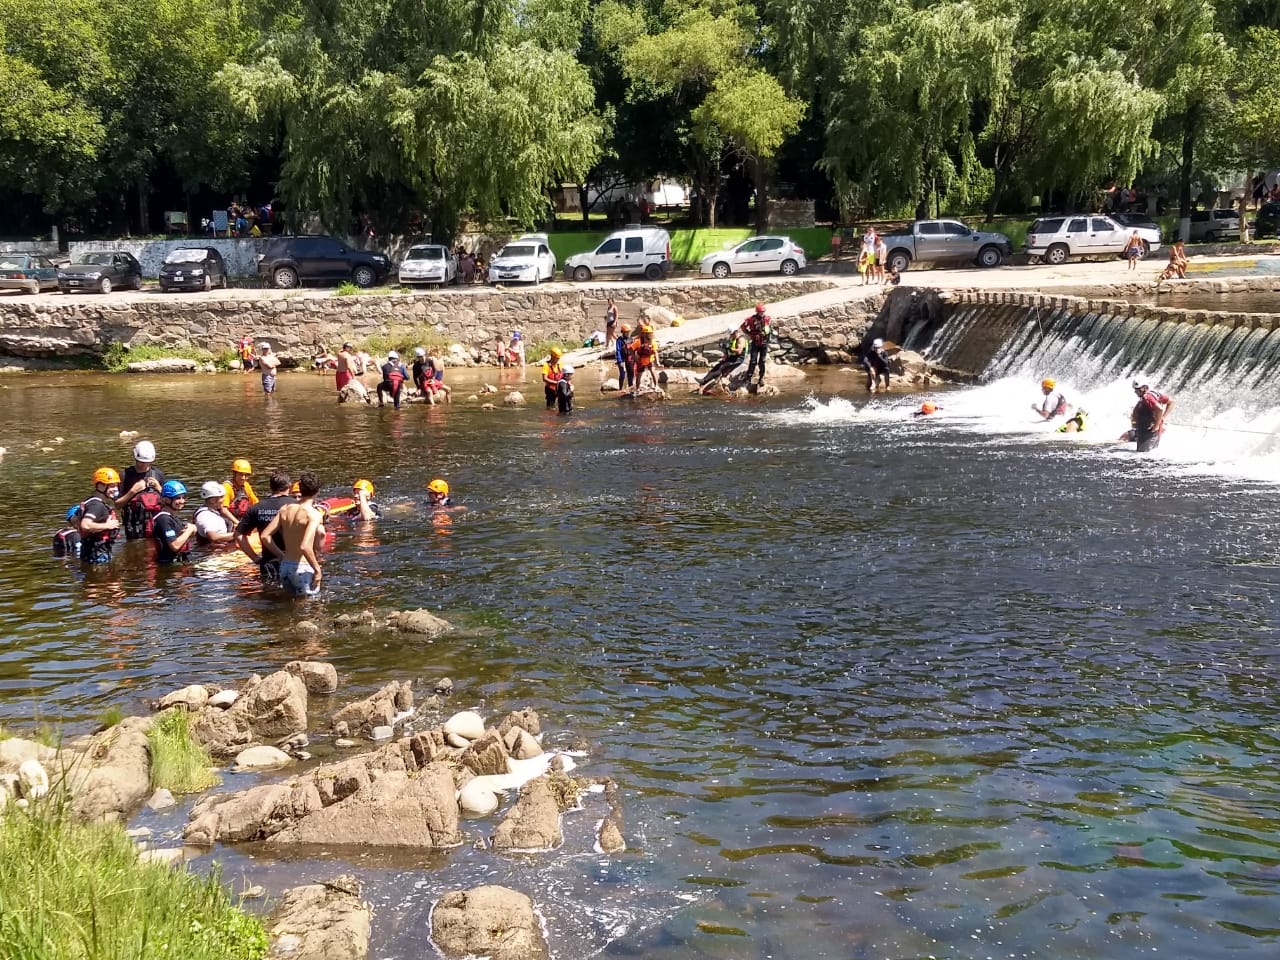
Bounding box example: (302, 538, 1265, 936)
(194, 481, 238, 544)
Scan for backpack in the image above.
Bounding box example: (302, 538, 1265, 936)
(124, 489, 164, 539)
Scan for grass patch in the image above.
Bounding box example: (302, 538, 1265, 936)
(357, 324, 454, 360)
(525, 339, 573, 363)
(97, 706, 124, 731)
(148, 710, 218, 795)
(333, 282, 412, 297)
(101, 342, 214, 374)
(0, 802, 268, 960)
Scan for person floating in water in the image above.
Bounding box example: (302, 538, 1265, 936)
(862, 338, 890, 393)
(1032, 378, 1069, 420)
(1122, 381, 1174, 452)
(427, 478, 453, 508)
(912, 401, 941, 417)
(352, 479, 381, 521)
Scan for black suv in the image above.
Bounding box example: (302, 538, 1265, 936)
(256, 235, 392, 289)
(1252, 202, 1280, 240)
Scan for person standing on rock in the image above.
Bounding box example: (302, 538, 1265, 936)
(742, 303, 772, 387)
(261, 471, 325, 598)
(542, 347, 565, 408)
(258, 342, 280, 394)
(235, 470, 294, 585)
(605, 298, 619, 349)
(615, 324, 635, 391)
(632, 327, 660, 395)
(861, 338, 891, 393)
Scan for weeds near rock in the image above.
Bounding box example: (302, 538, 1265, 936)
(148, 709, 218, 794)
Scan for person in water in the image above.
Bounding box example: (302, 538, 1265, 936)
(235, 470, 294, 585)
(1058, 410, 1087, 433)
(699, 325, 748, 394)
(118, 439, 165, 540)
(261, 471, 325, 598)
(152, 481, 197, 565)
(427, 478, 453, 507)
(79, 467, 122, 564)
(862, 338, 891, 393)
(378, 350, 409, 409)
(542, 347, 565, 408)
(615, 324, 635, 391)
(425, 345, 452, 403)
(557, 364, 575, 415)
(222, 458, 258, 519)
(411, 347, 431, 394)
(352, 479, 381, 521)
(1125, 381, 1174, 452)
(1033, 378, 1069, 420)
(52, 506, 82, 559)
(258, 342, 280, 394)
(195, 480, 239, 544)
(912, 401, 941, 417)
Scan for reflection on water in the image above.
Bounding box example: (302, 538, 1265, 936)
(2, 367, 1279, 958)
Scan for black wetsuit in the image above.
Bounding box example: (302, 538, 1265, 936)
(411, 358, 429, 393)
(152, 511, 191, 564)
(53, 527, 82, 559)
(556, 377, 575, 415)
(699, 336, 746, 387)
(78, 495, 118, 564)
(120, 465, 165, 540)
(378, 361, 409, 408)
(862, 345, 890, 391)
(235, 493, 294, 582)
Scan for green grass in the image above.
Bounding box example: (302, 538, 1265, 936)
(100, 342, 215, 374)
(333, 282, 415, 297)
(357, 325, 454, 360)
(0, 802, 267, 960)
(96, 707, 124, 731)
(147, 710, 218, 795)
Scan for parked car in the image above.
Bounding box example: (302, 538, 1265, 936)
(1025, 215, 1161, 264)
(399, 244, 458, 286)
(57, 252, 144, 294)
(564, 227, 673, 281)
(1188, 208, 1242, 243)
(879, 220, 1013, 273)
(1252, 201, 1280, 239)
(158, 247, 228, 292)
(256, 235, 391, 289)
(697, 235, 806, 279)
(488, 233, 557, 284)
(0, 254, 60, 294)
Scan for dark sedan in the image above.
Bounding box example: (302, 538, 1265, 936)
(0, 254, 59, 294)
(158, 247, 228, 292)
(1252, 201, 1280, 240)
(58, 252, 143, 294)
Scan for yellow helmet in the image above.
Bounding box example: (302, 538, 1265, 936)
(289, 481, 301, 496)
(549, 347, 563, 359)
(353, 479, 375, 496)
(427, 479, 449, 496)
(93, 466, 120, 485)
(231, 458, 252, 475)
(1041, 378, 1056, 390)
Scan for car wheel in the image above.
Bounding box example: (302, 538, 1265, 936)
(1044, 244, 1069, 266)
(887, 252, 911, 274)
(203, 274, 213, 292)
(712, 262, 731, 279)
(132, 274, 143, 290)
(977, 246, 1003, 268)
(780, 259, 799, 276)
(644, 262, 664, 281)
(98, 277, 113, 294)
(273, 266, 300, 289)
(220, 273, 228, 289)
(572, 265, 592, 282)
(352, 265, 377, 288)
(25, 280, 39, 295)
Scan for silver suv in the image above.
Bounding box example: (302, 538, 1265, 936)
(1187, 209, 1241, 243)
(1025, 214, 1161, 265)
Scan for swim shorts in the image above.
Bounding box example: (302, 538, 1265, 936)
(279, 559, 319, 597)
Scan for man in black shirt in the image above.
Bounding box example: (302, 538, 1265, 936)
(235, 470, 294, 584)
(118, 439, 165, 539)
(79, 467, 122, 564)
(152, 481, 197, 564)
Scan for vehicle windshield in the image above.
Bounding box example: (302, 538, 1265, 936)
(405, 247, 445, 261)
(72, 253, 115, 266)
(497, 245, 535, 259)
(164, 249, 209, 264)
(0, 257, 31, 269)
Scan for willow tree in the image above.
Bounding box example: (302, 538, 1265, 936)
(220, 0, 602, 239)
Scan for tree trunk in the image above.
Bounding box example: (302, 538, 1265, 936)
(578, 183, 590, 224)
(706, 181, 719, 229)
(1177, 111, 1197, 243)
(137, 179, 149, 236)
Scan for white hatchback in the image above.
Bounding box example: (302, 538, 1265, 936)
(488, 233, 557, 285)
(399, 244, 458, 286)
(699, 236, 808, 278)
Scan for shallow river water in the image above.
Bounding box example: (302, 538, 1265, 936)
(2, 365, 1279, 959)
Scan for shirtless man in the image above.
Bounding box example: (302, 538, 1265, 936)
(259, 342, 281, 394)
(261, 471, 325, 597)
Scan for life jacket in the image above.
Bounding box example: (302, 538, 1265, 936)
(53, 527, 81, 559)
(77, 495, 118, 561)
(726, 334, 746, 358)
(615, 337, 632, 363)
(223, 480, 255, 518)
(124, 488, 163, 540)
(543, 361, 563, 383)
(634, 339, 656, 367)
(744, 314, 771, 345)
(1051, 393, 1068, 417)
(383, 362, 406, 388)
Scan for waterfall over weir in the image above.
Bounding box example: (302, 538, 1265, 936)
(901, 284, 1280, 481)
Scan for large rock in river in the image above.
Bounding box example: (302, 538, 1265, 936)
(330, 680, 412, 737)
(430, 886, 547, 960)
(491, 776, 563, 852)
(192, 670, 308, 759)
(270, 875, 371, 960)
(66, 716, 154, 823)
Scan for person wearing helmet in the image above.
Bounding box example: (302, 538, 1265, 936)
(1058, 409, 1088, 434)
(195, 481, 238, 544)
(424, 345, 452, 404)
(912, 401, 942, 417)
(556, 364, 576, 414)
(614, 324, 634, 390)
(235, 470, 295, 583)
(427, 478, 452, 507)
(507, 330, 526, 368)
(260, 471, 326, 597)
(1126, 380, 1174, 452)
(152, 481, 197, 564)
(1032, 377, 1069, 420)
(222, 458, 259, 519)
(742, 303, 772, 387)
(258, 342, 280, 395)
(80, 467, 123, 563)
(52, 505, 83, 559)
(411, 347, 430, 394)
(119, 439, 165, 540)
(351, 479, 381, 521)
(377, 350, 409, 409)
(542, 346, 565, 409)
(631, 324, 660, 396)
(698, 325, 748, 394)
(861, 337, 890, 393)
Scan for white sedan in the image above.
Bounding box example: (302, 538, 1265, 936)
(399, 244, 458, 286)
(488, 233, 557, 285)
(699, 236, 808, 278)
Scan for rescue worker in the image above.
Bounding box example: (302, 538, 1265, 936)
(425, 346, 452, 403)
(1058, 410, 1088, 433)
(542, 347, 565, 408)
(1127, 381, 1174, 452)
(411, 347, 430, 394)
(152, 481, 197, 565)
(118, 440, 165, 540)
(53, 506, 83, 559)
(862, 338, 890, 393)
(912, 401, 941, 417)
(615, 324, 634, 390)
(222, 458, 258, 519)
(1032, 378, 1069, 420)
(352, 479, 381, 521)
(742, 303, 772, 387)
(557, 364, 575, 415)
(377, 350, 409, 409)
(80, 467, 122, 563)
(632, 326, 660, 395)
(427, 478, 453, 507)
(698, 325, 747, 393)
(235, 471, 295, 584)
(195, 480, 238, 544)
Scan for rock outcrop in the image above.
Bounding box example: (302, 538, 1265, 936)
(284, 660, 339, 694)
(330, 680, 412, 737)
(430, 886, 546, 960)
(192, 670, 308, 759)
(269, 875, 371, 960)
(66, 716, 154, 823)
(491, 776, 564, 851)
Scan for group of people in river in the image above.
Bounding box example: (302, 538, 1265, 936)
(1029, 376, 1175, 450)
(54, 442, 457, 598)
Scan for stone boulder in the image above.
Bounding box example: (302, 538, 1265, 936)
(386, 609, 452, 638)
(126, 358, 198, 374)
(330, 681, 412, 737)
(444, 710, 485, 746)
(158, 684, 209, 712)
(640, 305, 679, 326)
(497, 708, 541, 738)
(67, 716, 154, 823)
(430, 886, 546, 960)
(503, 391, 525, 406)
(192, 670, 308, 758)
(234, 745, 293, 771)
(460, 732, 510, 777)
(269, 875, 371, 960)
(503, 728, 542, 761)
(491, 776, 563, 851)
(284, 660, 339, 694)
(0, 736, 58, 770)
(657, 368, 700, 385)
(600, 377, 620, 391)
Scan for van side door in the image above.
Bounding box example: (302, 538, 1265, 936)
(594, 237, 623, 275)
(621, 235, 645, 275)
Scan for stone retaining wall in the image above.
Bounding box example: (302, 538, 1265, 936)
(0, 280, 834, 361)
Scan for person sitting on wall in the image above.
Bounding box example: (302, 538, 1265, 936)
(1159, 239, 1188, 281)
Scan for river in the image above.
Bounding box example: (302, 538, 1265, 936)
(1, 363, 1278, 958)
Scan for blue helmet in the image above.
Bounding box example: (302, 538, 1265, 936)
(161, 480, 187, 499)
(65, 505, 82, 523)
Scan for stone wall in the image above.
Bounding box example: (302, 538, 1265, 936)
(69, 238, 267, 279)
(0, 280, 834, 361)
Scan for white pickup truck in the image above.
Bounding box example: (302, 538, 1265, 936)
(879, 220, 1014, 273)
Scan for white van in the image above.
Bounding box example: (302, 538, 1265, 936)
(563, 227, 673, 282)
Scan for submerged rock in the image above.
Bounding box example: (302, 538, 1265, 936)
(503, 391, 525, 406)
(430, 886, 546, 960)
(386, 609, 452, 638)
(491, 776, 563, 851)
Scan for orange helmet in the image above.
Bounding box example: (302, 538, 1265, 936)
(620, 324, 631, 334)
(289, 481, 301, 496)
(920, 402, 938, 415)
(353, 479, 375, 496)
(93, 466, 120, 485)
(427, 479, 449, 496)
(231, 458, 252, 475)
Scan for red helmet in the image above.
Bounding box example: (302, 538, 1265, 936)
(755, 303, 765, 312)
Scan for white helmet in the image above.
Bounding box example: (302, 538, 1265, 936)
(132, 440, 156, 463)
(414, 347, 426, 357)
(562, 364, 575, 375)
(728, 325, 738, 335)
(387, 350, 399, 360)
(200, 480, 225, 500)
(872, 338, 884, 348)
